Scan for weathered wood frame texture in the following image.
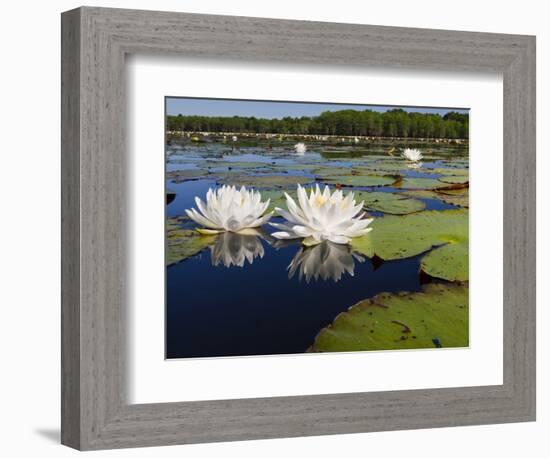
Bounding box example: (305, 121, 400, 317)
(61, 6, 536, 451)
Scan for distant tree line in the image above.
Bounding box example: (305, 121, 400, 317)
(166, 109, 469, 139)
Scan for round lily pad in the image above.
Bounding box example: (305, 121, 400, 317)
(354, 162, 407, 174)
(353, 191, 426, 215)
(394, 177, 448, 190)
(205, 160, 273, 169)
(421, 242, 468, 281)
(438, 175, 469, 185)
(351, 209, 468, 281)
(166, 222, 217, 265)
(312, 166, 352, 177)
(274, 164, 316, 171)
(423, 167, 469, 177)
(435, 188, 469, 208)
(166, 169, 208, 182)
(309, 283, 469, 352)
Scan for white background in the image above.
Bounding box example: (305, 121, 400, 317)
(129, 57, 503, 403)
(0, 0, 546, 457)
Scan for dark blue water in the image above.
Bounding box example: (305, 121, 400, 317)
(166, 240, 424, 359)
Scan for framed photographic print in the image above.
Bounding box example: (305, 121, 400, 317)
(61, 6, 536, 450)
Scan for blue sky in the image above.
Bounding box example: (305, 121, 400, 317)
(166, 97, 469, 118)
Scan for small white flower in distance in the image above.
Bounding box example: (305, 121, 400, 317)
(401, 148, 423, 162)
(294, 142, 307, 155)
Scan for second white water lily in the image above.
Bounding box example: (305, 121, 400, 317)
(186, 185, 273, 234)
(401, 147, 423, 162)
(294, 142, 307, 155)
(270, 184, 373, 246)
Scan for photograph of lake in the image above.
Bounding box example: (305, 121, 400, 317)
(165, 97, 469, 359)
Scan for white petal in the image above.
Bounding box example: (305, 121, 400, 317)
(271, 231, 300, 240)
(327, 234, 351, 244)
(247, 212, 273, 228)
(185, 208, 220, 229)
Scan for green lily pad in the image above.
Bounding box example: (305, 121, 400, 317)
(402, 189, 469, 209)
(394, 177, 448, 190)
(351, 209, 468, 281)
(205, 161, 272, 169)
(421, 242, 468, 281)
(349, 232, 375, 258)
(438, 175, 469, 185)
(438, 160, 470, 169)
(219, 174, 313, 188)
(274, 164, 316, 171)
(436, 188, 469, 208)
(353, 191, 426, 215)
(166, 223, 217, 265)
(320, 174, 397, 187)
(354, 162, 408, 174)
(309, 283, 469, 352)
(166, 169, 208, 182)
(437, 195, 469, 208)
(400, 189, 439, 200)
(312, 166, 353, 177)
(423, 167, 469, 177)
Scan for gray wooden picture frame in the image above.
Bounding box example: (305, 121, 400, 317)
(61, 6, 536, 451)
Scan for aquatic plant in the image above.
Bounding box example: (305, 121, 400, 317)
(185, 185, 273, 234)
(309, 283, 469, 352)
(294, 142, 307, 155)
(288, 241, 365, 283)
(401, 147, 423, 162)
(351, 209, 469, 281)
(270, 184, 373, 246)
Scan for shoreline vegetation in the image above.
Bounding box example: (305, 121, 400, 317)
(166, 108, 469, 141)
(167, 130, 468, 145)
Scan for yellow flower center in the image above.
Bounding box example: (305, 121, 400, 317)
(315, 195, 328, 207)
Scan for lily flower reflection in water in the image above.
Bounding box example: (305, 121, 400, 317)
(205, 231, 364, 284)
(288, 241, 365, 283)
(209, 231, 265, 268)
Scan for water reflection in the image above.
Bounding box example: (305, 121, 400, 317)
(288, 241, 365, 283)
(209, 231, 265, 268)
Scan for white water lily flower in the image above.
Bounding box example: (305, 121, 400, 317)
(186, 185, 273, 234)
(270, 184, 373, 246)
(402, 148, 423, 162)
(294, 142, 307, 155)
(210, 231, 265, 268)
(232, 135, 238, 142)
(288, 241, 365, 283)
